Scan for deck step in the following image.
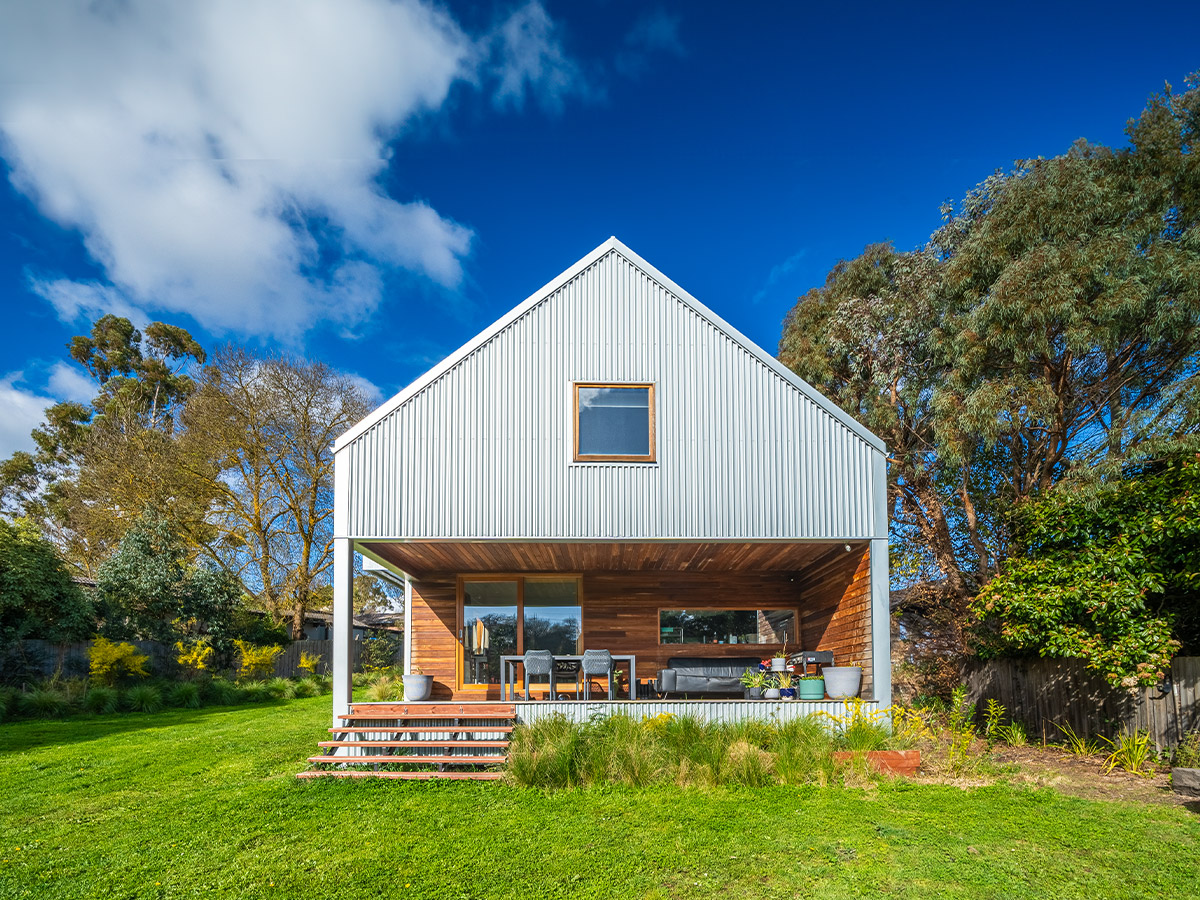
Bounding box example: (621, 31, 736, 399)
(343, 703, 517, 718)
(318, 740, 509, 748)
(298, 770, 504, 781)
(307, 755, 504, 766)
(329, 726, 514, 734)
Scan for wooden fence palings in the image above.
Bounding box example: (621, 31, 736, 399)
(965, 656, 1199, 749)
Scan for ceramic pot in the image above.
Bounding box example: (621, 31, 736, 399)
(763, 688, 781, 700)
(797, 678, 825, 700)
(402, 674, 433, 701)
(822, 666, 862, 699)
(770, 658, 787, 672)
(779, 687, 796, 699)
(745, 687, 764, 700)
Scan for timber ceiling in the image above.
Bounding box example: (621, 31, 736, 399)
(358, 540, 861, 579)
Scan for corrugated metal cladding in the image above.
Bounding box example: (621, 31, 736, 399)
(342, 247, 881, 541)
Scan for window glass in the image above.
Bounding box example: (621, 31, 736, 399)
(577, 385, 652, 458)
(659, 609, 796, 645)
(523, 579, 582, 655)
(462, 581, 517, 685)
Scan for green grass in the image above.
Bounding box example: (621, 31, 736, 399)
(1, 699, 1198, 899)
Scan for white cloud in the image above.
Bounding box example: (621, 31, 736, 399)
(0, 0, 584, 341)
(345, 372, 385, 407)
(0, 372, 54, 458)
(46, 361, 96, 405)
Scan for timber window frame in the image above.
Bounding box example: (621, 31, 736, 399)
(573, 382, 656, 462)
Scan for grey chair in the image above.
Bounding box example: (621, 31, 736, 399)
(522, 649, 555, 700)
(579, 649, 614, 700)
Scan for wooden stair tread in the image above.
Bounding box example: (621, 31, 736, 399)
(307, 755, 504, 765)
(329, 726, 514, 734)
(346, 703, 516, 717)
(318, 740, 509, 748)
(297, 770, 503, 781)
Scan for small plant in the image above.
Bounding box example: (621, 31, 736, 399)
(1173, 731, 1200, 768)
(1056, 722, 1100, 757)
(89, 637, 150, 686)
(233, 640, 283, 682)
(996, 720, 1028, 747)
(982, 698, 1005, 739)
(1100, 729, 1155, 776)
(175, 640, 214, 676)
(297, 650, 323, 676)
(83, 686, 120, 714)
(167, 682, 203, 709)
(204, 677, 241, 706)
(264, 677, 296, 700)
(18, 687, 71, 718)
(124, 684, 163, 713)
(739, 668, 766, 689)
(798, 673, 825, 681)
(777, 672, 794, 689)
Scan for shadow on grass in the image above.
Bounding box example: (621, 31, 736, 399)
(0, 698, 323, 753)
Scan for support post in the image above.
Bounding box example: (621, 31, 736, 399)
(331, 537, 354, 726)
(402, 574, 413, 674)
(870, 448, 892, 705)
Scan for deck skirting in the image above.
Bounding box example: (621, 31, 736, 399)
(514, 698, 881, 726)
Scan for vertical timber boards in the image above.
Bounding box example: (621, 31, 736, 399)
(406, 553, 875, 702)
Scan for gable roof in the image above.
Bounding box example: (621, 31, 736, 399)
(334, 237, 883, 453)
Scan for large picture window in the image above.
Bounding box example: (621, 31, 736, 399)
(659, 609, 796, 645)
(460, 577, 582, 687)
(574, 383, 655, 461)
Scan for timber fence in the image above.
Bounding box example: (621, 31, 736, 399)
(4, 637, 392, 681)
(964, 656, 1200, 749)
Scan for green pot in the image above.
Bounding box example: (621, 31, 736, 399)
(798, 678, 825, 700)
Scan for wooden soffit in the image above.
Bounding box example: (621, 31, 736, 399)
(358, 540, 857, 579)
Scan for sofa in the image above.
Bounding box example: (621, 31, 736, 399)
(654, 657, 763, 697)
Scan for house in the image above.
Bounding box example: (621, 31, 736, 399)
(327, 238, 889, 723)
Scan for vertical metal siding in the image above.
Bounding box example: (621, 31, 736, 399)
(342, 250, 879, 540)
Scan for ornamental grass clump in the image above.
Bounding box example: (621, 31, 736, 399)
(363, 674, 403, 702)
(264, 677, 296, 700)
(123, 684, 163, 713)
(507, 714, 586, 788)
(203, 677, 241, 706)
(17, 687, 71, 718)
(167, 682, 202, 709)
(84, 686, 121, 714)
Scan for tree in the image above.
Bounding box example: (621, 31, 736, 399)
(183, 348, 374, 639)
(0, 518, 93, 657)
(970, 451, 1199, 686)
(0, 315, 210, 572)
(94, 511, 239, 655)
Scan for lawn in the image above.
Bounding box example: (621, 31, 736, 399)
(1, 697, 1198, 900)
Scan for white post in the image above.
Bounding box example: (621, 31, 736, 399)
(870, 448, 892, 705)
(402, 574, 413, 674)
(331, 537, 354, 725)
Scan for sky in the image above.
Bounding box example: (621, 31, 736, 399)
(1, 0, 1198, 458)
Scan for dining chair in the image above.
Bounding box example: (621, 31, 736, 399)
(579, 649, 614, 700)
(522, 649, 555, 700)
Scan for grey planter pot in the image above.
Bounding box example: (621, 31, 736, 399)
(822, 666, 863, 699)
(745, 687, 764, 700)
(1172, 767, 1200, 798)
(770, 658, 787, 673)
(763, 688, 781, 700)
(402, 674, 433, 702)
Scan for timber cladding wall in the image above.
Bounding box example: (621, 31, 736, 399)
(408, 551, 875, 701)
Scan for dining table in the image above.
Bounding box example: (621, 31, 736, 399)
(500, 654, 637, 701)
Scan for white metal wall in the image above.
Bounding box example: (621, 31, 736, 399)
(341, 247, 881, 541)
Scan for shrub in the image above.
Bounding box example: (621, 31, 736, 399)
(239, 682, 271, 704)
(297, 651, 323, 676)
(364, 674, 403, 702)
(360, 633, 402, 671)
(175, 640, 215, 676)
(89, 637, 150, 686)
(233, 640, 282, 682)
(1174, 731, 1200, 768)
(83, 686, 121, 714)
(124, 684, 163, 713)
(167, 682, 202, 709)
(17, 687, 71, 718)
(1101, 729, 1155, 776)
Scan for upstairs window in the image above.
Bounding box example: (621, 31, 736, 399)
(574, 383, 655, 462)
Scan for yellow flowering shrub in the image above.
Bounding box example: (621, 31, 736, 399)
(175, 640, 215, 676)
(89, 637, 150, 686)
(234, 640, 283, 681)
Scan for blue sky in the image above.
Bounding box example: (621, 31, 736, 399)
(1, 0, 1197, 457)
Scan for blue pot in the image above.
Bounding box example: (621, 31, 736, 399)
(779, 687, 796, 699)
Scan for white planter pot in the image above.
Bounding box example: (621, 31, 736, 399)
(763, 688, 781, 700)
(770, 658, 787, 672)
(402, 674, 433, 701)
(822, 666, 862, 699)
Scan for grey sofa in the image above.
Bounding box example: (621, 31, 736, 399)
(654, 657, 762, 697)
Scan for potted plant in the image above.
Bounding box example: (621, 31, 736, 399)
(777, 671, 796, 699)
(822, 661, 862, 699)
(740, 668, 767, 699)
(762, 674, 781, 700)
(797, 673, 825, 700)
(1171, 731, 1200, 798)
(402, 665, 433, 702)
(769, 641, 789, 672)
